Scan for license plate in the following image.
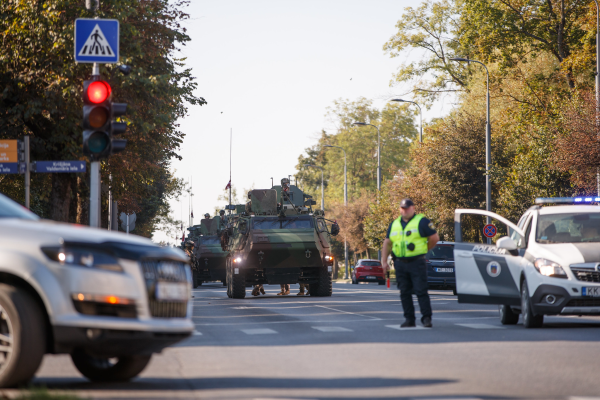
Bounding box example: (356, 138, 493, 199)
(435, 268, 454, 273)
(582, 287, 600, 297)
(156, 282, 188, 301)
(366, 276, 377, 280)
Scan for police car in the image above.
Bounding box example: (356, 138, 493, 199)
(454, 197, 600, 328)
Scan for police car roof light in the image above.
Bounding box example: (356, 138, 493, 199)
(534, 197, 600, 205)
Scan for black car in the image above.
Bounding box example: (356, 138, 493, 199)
(425, 242, 456, 294)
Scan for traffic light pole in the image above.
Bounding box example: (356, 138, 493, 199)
(89, 62, 101, 228)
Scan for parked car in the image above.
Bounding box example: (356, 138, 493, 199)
(426, 242, 456, 294)
(351, 259, 385, 285)
(0, 193, 193, 387)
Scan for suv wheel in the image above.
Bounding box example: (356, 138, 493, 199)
(71, 350, 152, 382)
(499, 304, 519, 325)
(521, 280, 543, 328)
(310, 267, 332, 297)
(0, 284, 46, 388)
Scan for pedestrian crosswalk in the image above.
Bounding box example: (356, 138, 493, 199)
(192, 322, 512, 336)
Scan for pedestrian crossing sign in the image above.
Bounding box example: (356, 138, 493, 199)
(74, 18, 119, 63)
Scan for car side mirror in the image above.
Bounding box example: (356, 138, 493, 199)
(496, 236, 518, 255)
(330, 222, 340, 236)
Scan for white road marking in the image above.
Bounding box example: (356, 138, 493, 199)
(312, 326, 353, 332)
(315, 305, 382, 320)
(193, 330, 202, 336)
(386, 325, 427, 330)
(456, 323, 505, 329)
(242, 328, 278, 335)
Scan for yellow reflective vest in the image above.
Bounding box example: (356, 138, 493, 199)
(389, 214, 428, 258)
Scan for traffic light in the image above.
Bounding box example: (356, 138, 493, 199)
(82, 78, 128, 160)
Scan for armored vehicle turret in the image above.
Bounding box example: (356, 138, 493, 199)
(221, 178, 339, 299)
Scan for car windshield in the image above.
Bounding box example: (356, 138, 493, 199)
(361, 261, 381, 266)
(252, 218, 313, 229)
(200, 237, 220, 245)
(0, 193, 39, 220)
(536, 212, 600, 243)
(427, 245, 454, 260)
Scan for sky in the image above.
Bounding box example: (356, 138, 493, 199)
(154, 0, 452, 244)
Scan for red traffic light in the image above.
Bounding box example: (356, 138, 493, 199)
(87, 81, 111, 104)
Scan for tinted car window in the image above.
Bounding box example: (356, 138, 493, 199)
(0, 193, 39, 220)
(361, 261, 381, 266)
(253, 218, 313, 229)
(427, 245, 454, 260)
(537, 213, 600, 243)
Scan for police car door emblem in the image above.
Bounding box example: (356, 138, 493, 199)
(486, 261, 501, 277)
(305, 249, 311, 258)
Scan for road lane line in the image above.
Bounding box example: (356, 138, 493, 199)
(456, 323, 505, 329)
(314, 305, 382, 320)
(386, 325, 427, 330)
(193, 330, 202, 335)
(312, 326, 353, 332)
(241, 328, 278, 335)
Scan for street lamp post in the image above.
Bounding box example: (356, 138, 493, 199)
(392, 99, 423, 142)
(352, 122, 381, 191)
(304, 164, 324, 211)
(324, 144, 349, 279)
(593, 1, 600, 196)
(450, 57, 492, 244)
(353, 121, 381, 259)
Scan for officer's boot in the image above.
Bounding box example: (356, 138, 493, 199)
(259, 285, 265, 295)
(297, 284, 305, 296)
(283, 284, 290, 295)
(251, 286, 260, 296)
(277, 284, 285, 295)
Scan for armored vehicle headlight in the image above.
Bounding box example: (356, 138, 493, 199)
(233, 257, 242, 264)
(42, 246, 123, 272)
(534, 258, 567, 279)
(325, 255, 333, 261)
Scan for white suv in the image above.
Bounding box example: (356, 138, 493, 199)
(454, 197, 600, 328)
(0, 193, 193, 386)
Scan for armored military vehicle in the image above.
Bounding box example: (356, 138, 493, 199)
(189, 213, 229, 287)
(221, 178, 339, 299)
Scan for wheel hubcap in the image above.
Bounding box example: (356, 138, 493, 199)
(0, 305, 14, 373)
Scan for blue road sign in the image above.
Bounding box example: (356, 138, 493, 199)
(74, 18, 119, 63)
(0, 163, 20, 174)
(35, 161, 86, 173)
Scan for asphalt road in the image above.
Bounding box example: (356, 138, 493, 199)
(21, 282, 600, 400)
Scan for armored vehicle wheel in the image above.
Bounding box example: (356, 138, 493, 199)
(222, 281, 227, 287)
(310, 267, 332, 297)
(71, 351, 152, 382)
(227, 265, 245, 299)
(499, 304, 519, 325)
(192, 270, 199, 289)
(521, 280, 543, 328)
(0, 284, 46, 388)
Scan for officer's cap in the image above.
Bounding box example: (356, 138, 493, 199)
(400, 198, 414, 208)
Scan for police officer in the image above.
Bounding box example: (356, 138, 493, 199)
(381, 199, 439, 328)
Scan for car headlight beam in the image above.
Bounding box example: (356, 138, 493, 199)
(42, 246, 123, 272)
(534, 258, 567, 279)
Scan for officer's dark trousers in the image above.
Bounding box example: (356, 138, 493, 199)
(394, 257, 432, 321)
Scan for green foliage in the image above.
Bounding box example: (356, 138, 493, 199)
(0, 0, 205, 236)
(363, 182, 399, 250)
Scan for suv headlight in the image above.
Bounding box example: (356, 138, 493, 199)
(534, 258, 567, 279)
(42, 246, 123, 272)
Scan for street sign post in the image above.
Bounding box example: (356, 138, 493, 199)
(483, 224, 497, 239)
(74, 19, 119, 63)
(120, 212, 136, 234)
(33, 161, 86, 173)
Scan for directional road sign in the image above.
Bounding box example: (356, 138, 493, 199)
(0, 140, 19, 163)
(34, 161, 86, 173)
(0, 163, 20, 174)
(483, 224, 497, 238)
(74, 18, 119, 63)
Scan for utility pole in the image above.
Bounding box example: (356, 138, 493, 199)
(24, 136, 30, 209)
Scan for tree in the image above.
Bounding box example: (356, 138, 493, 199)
(383, 0, 468, 105)
(0, 0, 205, 237)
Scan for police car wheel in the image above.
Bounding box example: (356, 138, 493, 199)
(521, 281, 543, 328)
(499, 304, 519, 325)
(71, 351, 152, 382)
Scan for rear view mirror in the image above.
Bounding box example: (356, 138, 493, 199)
(496, 236, 517, 252)
(330, 222, 340, 236)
